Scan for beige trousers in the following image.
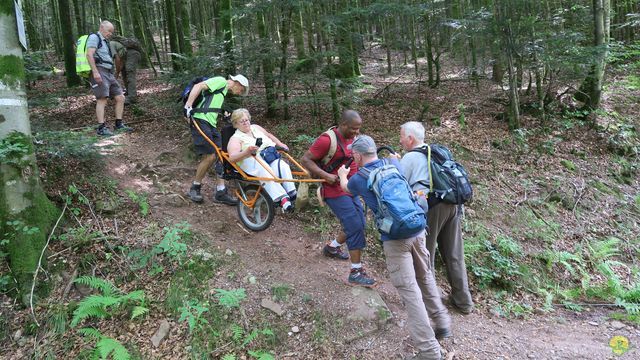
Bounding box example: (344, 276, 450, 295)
(383, 230, 450, 359)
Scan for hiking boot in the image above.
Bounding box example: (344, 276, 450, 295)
(447, 298, 473, 315)
(322, 244, 349, 260)
(434, 327, 452, 340)
(214, 188, 238, 205)
(114, 121, 133, 132)
(188, 183, 204, 203)
(96, 126, 114, 136)
(348, 267, 376, 287)
(406, 350, 443, 360)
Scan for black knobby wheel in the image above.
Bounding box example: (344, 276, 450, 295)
(236, 184, 275, 232)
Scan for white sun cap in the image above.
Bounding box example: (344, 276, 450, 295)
(230, 74, 249, 96)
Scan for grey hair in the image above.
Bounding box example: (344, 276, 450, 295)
(401, 121, 425, 143)
(231, 108, 251, 128)
(100, 20, 114, 30)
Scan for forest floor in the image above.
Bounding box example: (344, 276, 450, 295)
(2, 52, 639, 359)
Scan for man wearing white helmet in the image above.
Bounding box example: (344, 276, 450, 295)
(183, 74, 250, 204)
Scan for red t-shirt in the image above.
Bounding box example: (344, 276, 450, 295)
(309, 128, 357, 199)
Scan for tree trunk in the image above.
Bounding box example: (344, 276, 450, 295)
(165, 0, 181, 71)
(58, 0, 81, 86)
(258, 10, 277, 117)
(578, 0, 610, 110)
(49, 0, 63, 58)
(112, 0, 123, 33)
(0, 0, 59, 305)
(292, 5, 306, 60)
(505, 22, 520, 129)
(72, 0, 83, 36)
(279, 5, 292, 120)
(220, 0, 235, 74)
(174, 0, 187, 55)
(23, 0, 42, 50)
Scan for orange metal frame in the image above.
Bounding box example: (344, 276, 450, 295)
(191, 119, 324, 209)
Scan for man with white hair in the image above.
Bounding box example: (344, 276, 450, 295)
(86, 20, 129, 136)
(399, 121, 474, 315)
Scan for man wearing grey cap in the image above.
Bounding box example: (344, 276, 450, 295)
(183, 74, 249, 205)
(338, 135, 451, 360)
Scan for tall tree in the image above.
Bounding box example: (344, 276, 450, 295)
(165, 0, 181, 71)
(220, 0, 235, 74)
(58, 0, 81, 86)
(578, 0, 610, 110)
(257, 9, 277, 117)
(0, 0, 59, 304)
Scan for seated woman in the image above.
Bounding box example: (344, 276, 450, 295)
(227, 108, 297, 212)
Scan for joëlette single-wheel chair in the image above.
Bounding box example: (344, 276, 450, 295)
(191, 118, 325, 231)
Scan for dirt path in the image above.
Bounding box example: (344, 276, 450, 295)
(100, 123, 638, 360)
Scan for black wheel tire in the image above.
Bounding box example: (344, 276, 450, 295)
(237, 184, 275, 232)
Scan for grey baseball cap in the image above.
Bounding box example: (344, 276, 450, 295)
(350, 135, 377, 155)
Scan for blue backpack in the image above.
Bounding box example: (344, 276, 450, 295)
(177, 76, 226, 115)
(359, 160, 426, 239)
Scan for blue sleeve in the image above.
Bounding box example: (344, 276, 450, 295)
(86, 34, 99, 49)
(347, 177, 361, 197)
(388, 157, 403, 172)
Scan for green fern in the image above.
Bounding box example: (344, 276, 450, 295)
(130, 306, 149, 320)
(75, 276, 117, 296)
(221, 355, 237, 360)
(215, 288, 246, 308)
(79, 328, 130, 360)
(242, 328, 274, 347)
(96, 337, 130, 360)
(247, 350, 275, 360)
(71, 277, 146, 327)
(586, 237, 621, 264)
(231, 323, 244, 342)
(48, 305, 68, 334)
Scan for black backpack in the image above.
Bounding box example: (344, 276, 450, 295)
(177, 76, 226, 115)
(410, 144, 473, 205)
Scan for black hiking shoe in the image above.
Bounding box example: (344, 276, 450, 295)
(188, 183, 204, 203)
(348, 267, 376, 287)
(434, 327, 452, 340)
(97, 125, 114, 136)
(214, 188, 238, 206)
(447, 298, 474, 315)
(115, 120, 133, 132)
(322, 244, 349, 260)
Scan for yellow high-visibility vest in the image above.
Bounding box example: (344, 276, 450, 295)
(75, 35, 91, 77)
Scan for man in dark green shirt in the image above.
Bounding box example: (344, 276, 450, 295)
(111, 39, 142, 105)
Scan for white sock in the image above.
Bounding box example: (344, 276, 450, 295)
(330, 239, 341, 248)
(216, 185, 225, 191)
(351, 263, 362, 269)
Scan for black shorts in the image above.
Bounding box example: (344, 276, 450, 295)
(190, 118, 222, 155)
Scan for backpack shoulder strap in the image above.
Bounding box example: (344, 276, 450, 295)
(193, 83, 227, 114)
(409, 145, 433, 193)
(321, 127, 338, 165)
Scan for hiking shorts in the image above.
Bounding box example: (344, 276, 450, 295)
(89, 67, 123, 99)
(190, 118, 222, 154)
(325, 195, 366, 250)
